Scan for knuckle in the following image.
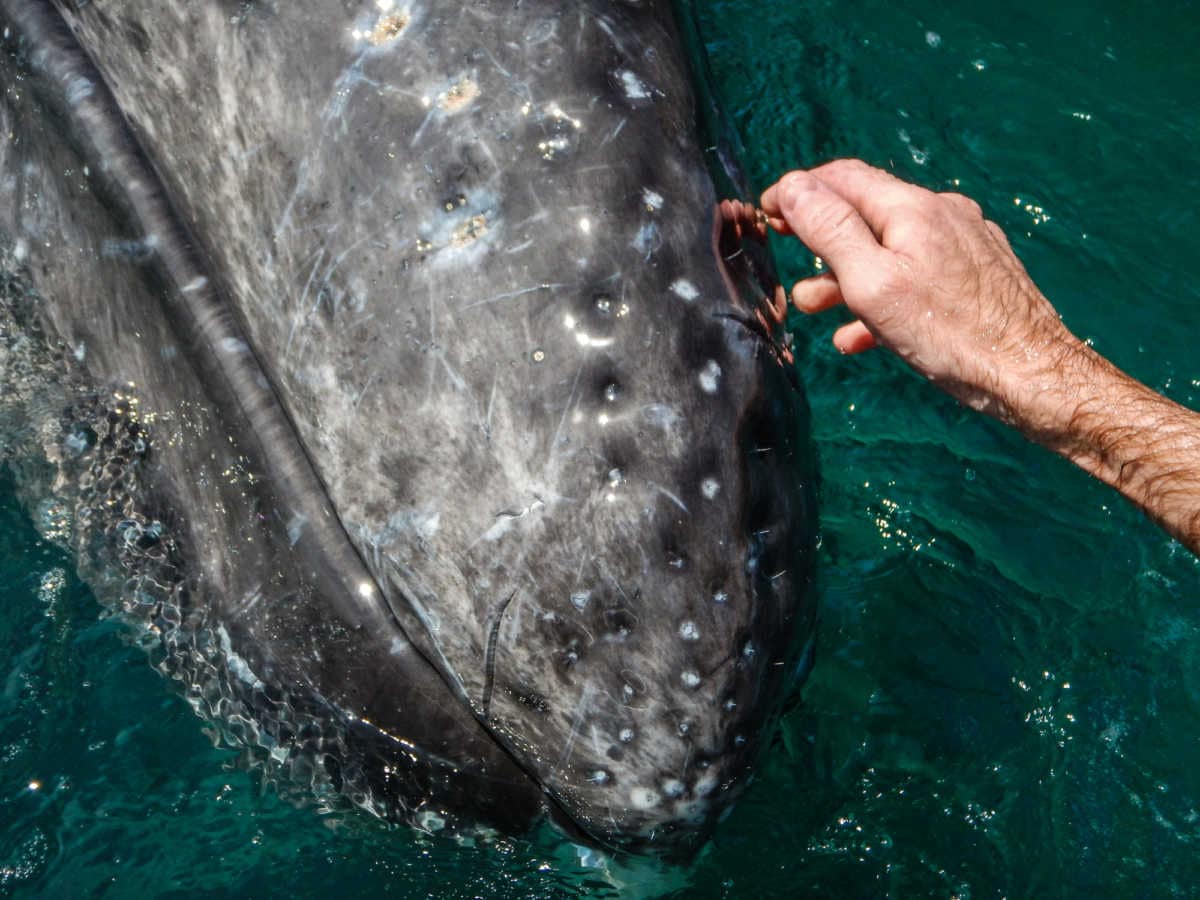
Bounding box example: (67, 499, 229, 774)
(885, 207, 928, 245)
(912, 190, 942, 215)
(831, 157, 869, 175)
(778, 171, 819, 210)
(811, 203, 858, 242)
(941, 191, 983, 218)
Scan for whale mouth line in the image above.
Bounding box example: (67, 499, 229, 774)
(712, 310, 800, 388)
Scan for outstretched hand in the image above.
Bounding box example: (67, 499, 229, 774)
(761, 159, 1200, 554)
(760, 160, 1078, 428)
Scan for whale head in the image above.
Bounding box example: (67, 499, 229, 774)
(2, 0, 818, 855)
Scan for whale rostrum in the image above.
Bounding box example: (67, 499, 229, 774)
(0, 0, 817, 854)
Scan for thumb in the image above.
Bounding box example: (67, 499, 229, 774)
(763, 171, 888, 296)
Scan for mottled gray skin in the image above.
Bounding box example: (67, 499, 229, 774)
(0, 0, 816, 853)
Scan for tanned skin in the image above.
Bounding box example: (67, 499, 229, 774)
(760, 160, 1200, 554)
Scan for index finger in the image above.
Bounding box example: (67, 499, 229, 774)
(808, 159, 934, 240)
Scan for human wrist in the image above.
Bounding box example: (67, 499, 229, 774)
(986, 312, 1093, 440)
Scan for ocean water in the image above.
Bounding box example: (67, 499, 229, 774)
(3, 0, 1200, 897)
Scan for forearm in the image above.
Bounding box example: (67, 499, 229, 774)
(1004, 332, 1200, 552)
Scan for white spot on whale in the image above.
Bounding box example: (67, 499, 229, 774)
(618, 70, 651, 101)
(670, 279, 699, 301)
(642, 188, 664, 211)
(219, 337, 250, 355)
(640, 404, 679, 430)
(663, 779, 685, 798)
(699, 360, 722, 393)
(416, 810, 446, 832)
(679, 621, 699, 641)
(571, 591, 591, 611)
(66, 77, 94, 105)
(681, 670, 701, 688)
(619, 727, 635, 743)
(630, 787, 661, 810)
(701, 477, 720, 500)
(287, 513, 308, 546)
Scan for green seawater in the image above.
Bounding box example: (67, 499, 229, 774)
(3, 0, 1200, 896)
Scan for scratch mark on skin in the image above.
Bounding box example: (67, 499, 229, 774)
(273, 157, 311, 241)
(600, 117, 628, 146)
(557, 682, 596, 770)
(650, 481, 689, 514)
(437, 351, 469, 394)
(479, 46, 513, 79)
(425, 286, 438, 403)
(551, 364, 585, 453)
(294, 232, 377, 359)
(482, 590, 518, 719)
(273, 55, 381, 241)
(463, 282, 562, 310)
(569, 164, 621, 178)
(590, 724, 604, 759)
(594, 17, 631, 59)
(511, 210, 550, 230)
(573, 552, 590, 589)
(409, 105, 437, 147)
(285, 247, 327, 360)
(483, 373, 498, 439)
(234, 141, 270, 162)
(352, 373, 377, 411)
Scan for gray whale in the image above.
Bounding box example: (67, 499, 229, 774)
(0, 0, 816, 854)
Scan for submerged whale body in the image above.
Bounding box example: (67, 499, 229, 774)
(0, 0, 816, 853)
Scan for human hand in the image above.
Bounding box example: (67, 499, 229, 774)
(761, 159, 1200, 554)
(760, 160, 1082, 428)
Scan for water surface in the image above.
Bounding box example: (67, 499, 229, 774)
(4, 1, 1200, 896)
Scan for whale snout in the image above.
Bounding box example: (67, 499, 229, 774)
(435, 356, 817, 852)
